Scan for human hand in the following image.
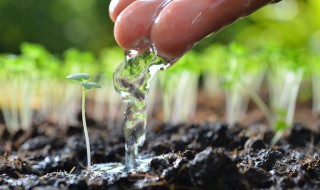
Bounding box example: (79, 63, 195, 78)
(109, 0, 273, 62)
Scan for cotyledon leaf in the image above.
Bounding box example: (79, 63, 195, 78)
(81, 82, 101, 89)
(67, 73, 90, 81)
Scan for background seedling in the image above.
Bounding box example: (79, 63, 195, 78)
(157, 51, 200, 124)
(311, 53, 320, 115)
(67, 73, 101, 172)
(266, 46, 305, 145)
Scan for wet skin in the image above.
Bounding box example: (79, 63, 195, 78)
(109, 0, 274, 61)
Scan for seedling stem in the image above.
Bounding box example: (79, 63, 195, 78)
(82, 86, 91, 171)
(67, 73, 101, 173)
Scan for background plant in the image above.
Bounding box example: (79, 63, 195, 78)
(263, 45, 305, 144)
(0, 41, 318, 146)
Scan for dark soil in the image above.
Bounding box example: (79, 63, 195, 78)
(1, 120, 320, 190)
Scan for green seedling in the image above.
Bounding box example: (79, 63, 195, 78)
(266, 46, 305, 146)
(67, 73, 101, 172)
(158, 51, 200, 124)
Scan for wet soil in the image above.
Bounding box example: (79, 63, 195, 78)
(1, 120, 320, 190)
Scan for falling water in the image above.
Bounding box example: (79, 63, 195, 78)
(113, 50, 170, 169)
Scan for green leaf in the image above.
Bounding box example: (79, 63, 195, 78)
(81, 82, 101, 89)
(67, 73, 89, 81)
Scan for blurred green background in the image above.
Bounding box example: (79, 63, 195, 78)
(0, 0, 115, 54)
(0, 0, 319, 54)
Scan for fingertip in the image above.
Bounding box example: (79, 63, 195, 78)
(114, 0, 168, 52)
(109, 0, 136, 22)
(151, 0, 202, 60)
(109, 0, 118, 22)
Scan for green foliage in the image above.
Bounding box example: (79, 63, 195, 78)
(99, 47, 124, 78)
(20, 43, 61, 76)
(237, 0, 320, 50)
(0, 42, 314, 91)
(203, 43, 265, 90)
(309, 52, 320, 73)
(170, 51, 202, 74)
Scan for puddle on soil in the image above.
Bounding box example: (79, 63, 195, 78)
(90, 158, 152, 175)
(113, 50, 170, 170)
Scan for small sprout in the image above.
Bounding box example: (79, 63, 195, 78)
(67, 73, 101, 173)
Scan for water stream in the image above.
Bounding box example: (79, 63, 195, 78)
(94, 0, 174, 173)
(113, 50, 170, 170)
